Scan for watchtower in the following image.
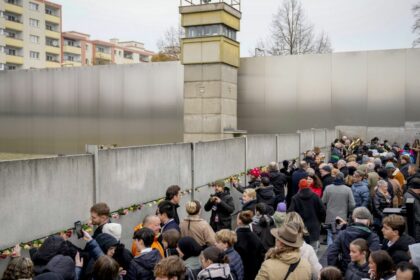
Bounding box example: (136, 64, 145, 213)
(180, 0, 242, 142)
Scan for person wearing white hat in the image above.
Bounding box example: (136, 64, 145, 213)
(103, 223, 122, 241)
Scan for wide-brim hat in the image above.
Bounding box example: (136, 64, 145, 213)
(270, 224, 303, 248)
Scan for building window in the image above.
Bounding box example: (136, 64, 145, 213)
(6, 31, 17, 38)
(7, 14, 19, 22)
(29, 2, 39, 11)
(29, 18, 39, 28)
(185, 24, 237, 41)
(7, 65, 16, 70)
(45, 8, 56, 16)
(7, 0, 20, 6)
(8, 49, 16, 56)
(30, 35, 39, 44)
(30, 51, 40, 59)
(97, 47, 105, 53)
(46, 54, 58, 62)
(46, 37, 59, 47)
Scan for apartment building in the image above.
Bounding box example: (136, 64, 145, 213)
(0, 0, 62, 70)
(62, 31, 154, 67)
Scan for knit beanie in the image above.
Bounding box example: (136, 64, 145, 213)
(95, 233, 119, 254)
(276, 202, 287, 213)
(298, 179, 309, 189)
(102, 223, 122, 241)
(177, 237, 202, 260)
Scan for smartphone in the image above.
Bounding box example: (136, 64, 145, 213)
(74, 221, 83, 239)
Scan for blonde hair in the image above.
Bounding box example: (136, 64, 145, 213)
(284, 212, 309, 235)
(185, 200, 201, 215)
(243, 188, 256, 200)
(215, 229, 237, 247)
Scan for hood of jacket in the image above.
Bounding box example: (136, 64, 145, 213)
(273, 250, 301, 265)
(31, 236, 68, 265)
(297, 187, 315, 200)
(44, 255, 75, 280)
(257, 186, 275, 199)
(345, 224, 374, 240)
(198, 263, 231, 279)
(184, 215, 205, 222)
(134, 249, 161, 270)
(242, 199, 257, 210)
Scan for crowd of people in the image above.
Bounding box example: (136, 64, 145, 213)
(1, 137, 420, 280)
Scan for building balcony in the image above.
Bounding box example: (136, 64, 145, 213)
(45, 29, 60, 39)
(5, 20, 23, 31)
(45, 45, 61, 55)
(6, 54, 24, 65)
(62, 60, 82, 67)
(5, 37, 23, 48)
(63, 45, 81, 55)
(0, 52, 6, 62)
(46, 61, 61, 68)
(45, 14, 60, 25)
(5, 3, 24, 15)
(95, 52, 111, 61)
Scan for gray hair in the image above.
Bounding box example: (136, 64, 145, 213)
(306, 168, 315, 177)
(377, 180, 388, 189)
(352, 207, 373, 225)
(268, 162, 279, 171)
(366, 162, 375, 172)
(337, 160, 346, 168)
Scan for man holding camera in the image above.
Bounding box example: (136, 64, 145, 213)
(327, 207, 381, 273)
(204, 180, 235, 231)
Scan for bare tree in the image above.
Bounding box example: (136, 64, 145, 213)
(255, 0, 332, 56)
(153, 26, 184, 61)
(413, 3, 420, 47)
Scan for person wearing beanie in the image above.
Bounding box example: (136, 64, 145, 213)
(385, 162, 405, 188)
(256, 177, 276, 208)
(180, 200, 216, 248)
(272, 202, 287, 228)
(95, 233, 119, 257)
(404, 177, 420, 242)
(176, 237, 202, 279)
(288, 179, 326, 252)
(102, 223, 133, 271)
(322, 172, 355, 245)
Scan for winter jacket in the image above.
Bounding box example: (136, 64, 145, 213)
(31, 236, 74, 275)
(161, 219, 180, 233)
(268, 171, 287, 201)
(382, 234, 415, 265)
(400, 164, 410, 180)
(255, 250, 312, 280)
(204, 190, 235, 231)
(404, 189, 420, 242)
(322, 183, 355, 224)
(256, 186, 276, 208)
(251, 215, 276, 251)
(344, 262, 369, 280)
(321, 174, 335, 191)
(241, 199, 257, 213)
(340, 166, 349, 178)
(309, 184, 322, 198)
(197, 263, 233, 280)
(43, 255, 76, 280)
(372, 190, 392, 219)
(289, 188, 326, 242)
(291, 169, 308, 199)
(234, 227, 265, 280)
(327, 223, 381, 273)
(126, 249, 161, 280)
(113, 243, 133, 271)
(225, 247, 244, 280)
(185, 256, 202, 280)
(92, 222, 109, 239)
(351, 180, 370, 208)
(166, 200, 180, 225)
(131, 223, 164, 257)
(180, 215, 216, 247)
(300, 242, 322, 280)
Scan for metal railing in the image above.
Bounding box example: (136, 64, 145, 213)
(180, 0, 240, 11)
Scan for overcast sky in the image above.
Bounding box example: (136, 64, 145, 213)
(54, 0, 418, 57)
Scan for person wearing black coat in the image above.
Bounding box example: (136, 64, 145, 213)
(204, 181, 235, 231)
(256, 177, 276, 208)
(113, 243, 133, 271)
(234, 211, 265, 280)
(126, 228, 162, 280)
(251, 203, 276, 252)
(320, 165, 335, 190)
(288, 179, 326, 249)
(267, 162, 287, 203)
(289, 161, 309, 207)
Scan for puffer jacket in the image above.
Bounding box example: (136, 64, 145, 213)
(268, 171, 287, 201)
(351, 180, 370, 208)
(327, 223, 381, 273)
(225, 247, 244, 280)
(204, 189, 235, 231)
(180, 215, 216, 247)
(256, 186, 276, 208)
(251, 215, 276, 251)
(373, 190, 392, 218)
(197, 263, 233, 280)
(255, 250, 312, 280)
(344, 262, 369, 280)
(126, 249, 161, 280)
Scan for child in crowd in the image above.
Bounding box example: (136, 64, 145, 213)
(215, 229, 244, 280)
(368, 250, 395, 280)
(345, 239, 369, 280)
(162, 229, 180, 257)
(197, 246, 232, 280)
